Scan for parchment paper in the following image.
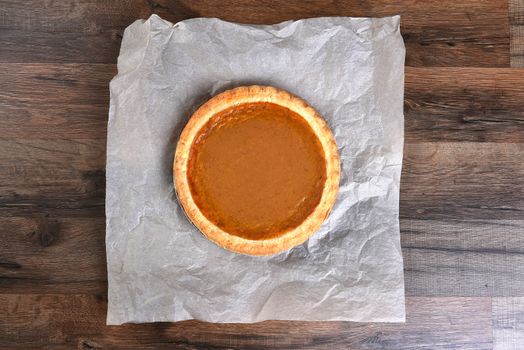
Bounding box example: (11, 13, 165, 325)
(106, 14, 405, 325)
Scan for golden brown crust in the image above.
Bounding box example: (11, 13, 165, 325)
(174, 86, 340, 256)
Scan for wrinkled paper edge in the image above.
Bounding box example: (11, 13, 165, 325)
(106, 14, 406, 324)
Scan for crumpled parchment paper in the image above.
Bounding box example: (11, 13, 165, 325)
(106, 14, 405, 325)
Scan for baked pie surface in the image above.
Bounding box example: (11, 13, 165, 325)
(174, 86, 340, 255)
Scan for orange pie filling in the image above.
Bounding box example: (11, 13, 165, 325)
(187, 102, 327, 241)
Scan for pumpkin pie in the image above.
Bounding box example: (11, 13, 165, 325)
(174, 86, 340, 255)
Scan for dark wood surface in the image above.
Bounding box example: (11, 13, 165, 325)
(1, 1, 523, 349)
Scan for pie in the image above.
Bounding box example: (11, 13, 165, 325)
(174, 86, 340, 255)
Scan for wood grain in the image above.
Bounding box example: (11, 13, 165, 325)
(0, 139, 105, 217)
(403, 220, 524, 296)
(1, 141, 522, 220)
(1, 146, 522, 295)
(0, 63, 112, 140)
(405, 68, 524, 143)
(509, 0, 524, 66)
(0, 295, 492, 349)
(401, 143, 524, 221)
(493, 297, 524, 350)
(1, 67, 523, 298)
(511, 25, 524, 67)
(2, 64, 524, 142)
(0, 103, 108, 139)
(0, 63, 114, 106)
(3, 218, 523, 297)
(0, 0, 521, 347)
(0, 0, 510, 66)
(0, 30, 122, 64)
(0, 217, 107, 294)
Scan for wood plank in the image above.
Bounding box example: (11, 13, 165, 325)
(511, 25, 524, 67)
(403, 220, 524, 297)
(0, 139, 105, 216)
(0, 295, 492, 349)
(0, 0, 146, 32)
(510, 0, 524, 67)
(405, 68, 524, 143)
(1, 141, 522, 220)
(1, 65, 522, 221)
(0, 0, 507, 32)
(493, 297, 524, 350)
(0, 0, 509, 66)
(401, 143, 524, 220)
(0, 141, 522, 220)
(0, 217, 106, 295)
(0, 139, 105, 182)
(3, 218, 522, 297)
(2, 64, 524, 142)
(0, 103, 108, 140)
(0, 63, 114, 106)
(510, 0, 524, 25)
(2, 218, 523, 297)
(0, 30, 122, 64)
(0, 63, 112, 140)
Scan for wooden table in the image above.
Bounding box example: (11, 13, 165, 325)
(1, 1, 523, 349)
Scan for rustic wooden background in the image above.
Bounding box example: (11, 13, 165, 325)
(1, 1, 523, 349)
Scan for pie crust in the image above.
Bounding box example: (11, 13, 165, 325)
(174, 86, 340, 255)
